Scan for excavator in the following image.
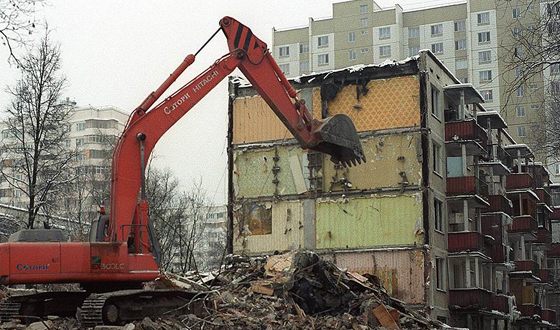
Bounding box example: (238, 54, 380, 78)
(0, 16, 364, 326)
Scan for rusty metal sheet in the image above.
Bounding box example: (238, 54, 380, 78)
(322, 249, 426, 304)
(315, 193, 424, 249)
(233, 146, 314, 199)
(323, 132, 422, 192)
(312, 75, 420, 132)
(232, 95, 293, 144)
(233, 200, 311, 255)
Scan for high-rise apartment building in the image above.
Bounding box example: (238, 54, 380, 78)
(272, 0, 558, 180)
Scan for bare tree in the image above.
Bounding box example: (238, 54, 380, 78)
(498, 0, 560, 157)
(0, 31, 74, 229)
(146, 167, 209, 273)
(0, 0, 46, 62)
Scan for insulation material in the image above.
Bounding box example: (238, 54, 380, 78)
(233, 200, 310, 254)
(312, 75, 420, 132)
(233, 146, 314, 199)
(324, 132, 422, 192)
(315, 194, 424, 249)
(232, 95, 294, 144)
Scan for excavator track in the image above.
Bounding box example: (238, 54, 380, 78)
(78, 289, 201, 327)
(0, 301, 21, 323)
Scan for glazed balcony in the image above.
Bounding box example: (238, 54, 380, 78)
(487, 194, 513, 215)
(518, 304, 542, 318)
(509, 215, 537, 233)
(506, 173, 534, 190)
(536, 188, 552, 206)
(515, 260, 540, 274)
(542, 308, 557, 324)
(449, 288, 492, 310)
(448, 232, 484, 253)
(491, 294, 510, 314)
(535, 227, 552, 245)
(445, 120, 488, 146)
(447, 176, 489, 198)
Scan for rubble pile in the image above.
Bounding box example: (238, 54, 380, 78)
(162, 251, 443, 329)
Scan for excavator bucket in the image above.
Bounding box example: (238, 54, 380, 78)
(312, 114, 365, 167)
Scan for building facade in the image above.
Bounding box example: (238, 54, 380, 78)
(272, 0, 559, 181)
(228, 51, 558, 329)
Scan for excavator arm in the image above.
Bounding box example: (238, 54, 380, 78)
(107, 16, 364, 244)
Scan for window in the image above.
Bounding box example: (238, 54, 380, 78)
(348, 49, 356, 61)
(408, 26, 420, 38)
(512, 27, 522, 37)
(359, 4, 368, 14)
(434, 199, 444, 232)
(361, 48, 369, 53)
(479, 70, 492, 82)
(454, 20, 466, 32)
(299, 43, 309, 54)
(478, 50, 491, 64)
(515, 66, 523, 78)
(76, 122, 85, 131)
(517, 85, 524, 97)
(431, 42, 444, 54)
(379, 27, 391, 40)
(299, 61, 309, 73)
(360, 17, 369, 28)
(477, 12, 490, 25)
(348, 31, 356, 43)
(278, 46, 289, 57)
(361, 30, 368, 36)
(317, 36, 329, 48)
(551, 63, 560, 74)
(279, 63, 289, 75)
(455, 39, 466, 50)
(516, 106, 526, 117)
(552, 81, 560, 95)
(517, 126, 526, 137)
(456, 58, 468, 70)
(76, 138, 84, 147)
(433, 142, 442, 174)
(379, 45, 391, 57)
(513, 7, 521, 18)
(481, 89, 493, 101)
(409, 46, 419, 56)
(478, 32, 491, 44)
(435, 258, 446, 290)
(431, 84, 441, 118)
(431, 24, 443, 37)
(514, 46, 524, 58)
(318, 53, 329, 66)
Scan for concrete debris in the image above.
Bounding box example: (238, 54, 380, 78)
(1, 251, 444, 329)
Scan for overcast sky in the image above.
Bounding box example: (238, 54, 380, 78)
(0, 0, 453, 205)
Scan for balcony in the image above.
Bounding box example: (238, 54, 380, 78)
(445, 120, 488, 157)
(448, 232, 484, 253)
(447, 176, 489, 198)
(536, 188, 552, 206)
(449, 288, 492, 310)
(539, 269, 552, 283)
(547, 243, 560, 257)
(542, 308, 557, 324)
(551, 207, 560, 220)
(515, 260, 540, 274)
(491, 294, 510, 314)
(506, 173, 534, 190)
(509, 215, 537, 233)
(518, 304, 542, 318)
(487, 194, 513, 215)
(535, 227, 552, 245)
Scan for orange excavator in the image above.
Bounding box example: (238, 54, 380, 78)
(0, 16, 364, 326)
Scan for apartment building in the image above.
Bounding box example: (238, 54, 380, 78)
(0, 105, 128, 227)
(227, 50, 558, 329)
(272, 0, 560, 181)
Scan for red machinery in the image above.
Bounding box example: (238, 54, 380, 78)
(0, 17, 363, 325)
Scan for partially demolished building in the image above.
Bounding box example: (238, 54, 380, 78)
(227, 50, 558, 329)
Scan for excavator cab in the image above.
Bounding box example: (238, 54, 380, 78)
(311, 114, 364, 167)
